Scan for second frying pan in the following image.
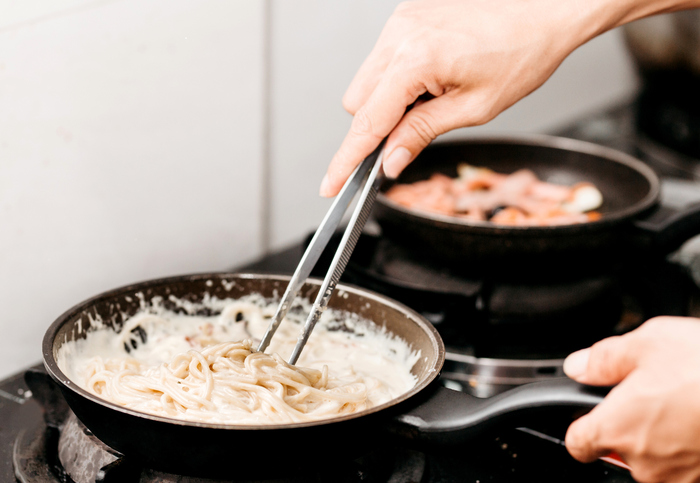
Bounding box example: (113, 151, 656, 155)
(373, 135, 700, 272)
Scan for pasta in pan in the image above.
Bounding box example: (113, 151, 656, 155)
(58, 295, 420, 425)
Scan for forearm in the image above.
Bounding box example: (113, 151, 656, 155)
(322, 0, 700, 197)
(566, 0, 700, 49)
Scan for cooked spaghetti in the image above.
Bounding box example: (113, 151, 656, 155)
(58, 295, 419, 425)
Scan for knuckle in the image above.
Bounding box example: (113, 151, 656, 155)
(342, 92, 358, 115)
(392, 1, 416, 17)
(394, 35, 432, 70)
(587, 337, 622, 379)
(405, 113, 439, 146)
(641, 316, 670, 333)
(350, 109, 378, 138)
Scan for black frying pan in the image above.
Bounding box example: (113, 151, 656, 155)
(43, 273, 607, 478)
(373, 135, 700, 272)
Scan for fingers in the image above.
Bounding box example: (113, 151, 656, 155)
(565, 317, 700, 476)
(342, 7, 407, 114)
(383, 94, 487, 178)
(321, 67, 423, 197)
(343, 44, 392, 115)
(565, 378, 639, 464)
(565, 410, 612, 463)
(563, 328, 653, 462)
(563, 333, 644, 386)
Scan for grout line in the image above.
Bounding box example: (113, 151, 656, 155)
(259, 0, 272, 255)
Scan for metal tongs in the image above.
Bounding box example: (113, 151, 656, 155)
(257, 140, 387, 364)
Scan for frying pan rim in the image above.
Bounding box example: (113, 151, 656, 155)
(376, 134, 660, 231)
(43, 272, 445, 431)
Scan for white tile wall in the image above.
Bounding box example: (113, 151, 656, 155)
(268, 0, 639, 249)
(0, 0, 265, 378)
(0, 0, 641, 380)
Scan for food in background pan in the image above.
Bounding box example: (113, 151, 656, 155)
(385, 164, 604, 226)
(57, 294, 419, 425)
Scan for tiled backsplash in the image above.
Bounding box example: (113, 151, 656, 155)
(0, 0, 637, 378)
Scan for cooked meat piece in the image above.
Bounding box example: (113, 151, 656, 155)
(385, 164, 603, 226)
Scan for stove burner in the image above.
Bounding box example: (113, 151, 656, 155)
(313, 233, 626, 355)
(306, 229, 697, 396)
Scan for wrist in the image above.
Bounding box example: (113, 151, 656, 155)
(542, 0, 700, 58)
(567, 0, 700, 44)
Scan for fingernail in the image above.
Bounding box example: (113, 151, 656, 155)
(384, 147, 412, 179)
(563, 348, 590, 379)
(319, 173, 331, 197)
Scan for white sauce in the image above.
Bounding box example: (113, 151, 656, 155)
(57, 294, 420, 425)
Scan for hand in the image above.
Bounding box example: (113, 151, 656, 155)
(320, 0, 604, 197)
(564, 317, 700, 483)
(320, 0, 700, 197)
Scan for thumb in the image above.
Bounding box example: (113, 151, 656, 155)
(563, 335, 642, 386)
(382, 95, 481, 178)
(565, 411, 609, 463)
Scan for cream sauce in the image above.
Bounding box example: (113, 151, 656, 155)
(57, 294, 420, 425)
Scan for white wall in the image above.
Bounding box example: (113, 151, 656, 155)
(268, 0, 639, 249)
(0, 0, 639, 379)
(0, 0, 265, 377)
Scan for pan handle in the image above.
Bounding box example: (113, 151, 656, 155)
(633, 202, 700, 255)
(388, 378, 609, 446)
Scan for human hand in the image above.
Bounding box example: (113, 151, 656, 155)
(564, 317, 700, 483)
(320, 0, 700, 197)
(320, 0, 607, 197)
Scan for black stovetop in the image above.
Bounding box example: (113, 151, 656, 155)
(1, 238, 637, 483)
(7, 100, 698, 482)
(2, 354, 635, 483)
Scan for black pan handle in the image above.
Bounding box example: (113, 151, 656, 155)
(388, 378, 609, 446)
(633, 202, 700, 255)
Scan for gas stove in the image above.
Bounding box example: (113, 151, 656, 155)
(2, 234, 644, 482)
(5, 100, 700, 482)
(7, 365, 634, 483)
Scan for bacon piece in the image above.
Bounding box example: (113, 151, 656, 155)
(384, 165, 603, 226)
